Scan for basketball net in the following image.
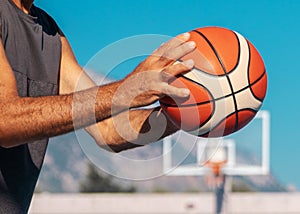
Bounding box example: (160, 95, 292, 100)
(204, 160, 227, 189)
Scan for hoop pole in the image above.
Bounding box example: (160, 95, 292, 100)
(215, 175, 230, 214)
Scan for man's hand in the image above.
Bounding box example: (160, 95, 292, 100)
(0, 32, 195, 148)
(114, 33, 196, 110)
(87, 33, 196, 152)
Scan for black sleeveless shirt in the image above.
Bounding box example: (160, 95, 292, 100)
(0, 0, 62, 212)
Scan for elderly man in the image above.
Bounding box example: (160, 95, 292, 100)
(0, 0, 195, 212)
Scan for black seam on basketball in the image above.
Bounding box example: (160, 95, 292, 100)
(189, 29, 239, 132)
(186, 106, 215, 132)
(199, 111, 235, 137)
(160, 74, 215, 107)
(180, 75, 215, 98)
(247, 40, 252, 99)
(247, 40, 266, 102)
(191, 30, 227, 77)
(160, 71, 266, 108)
(241, 70, 266, 102)
(236, 108, 257, 130)
(198, 108, 257, 137)
(227, 32, 241, 74)
(176, 102, 216, 133)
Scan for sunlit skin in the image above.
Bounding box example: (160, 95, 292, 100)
(11, 0, 32, 14)
(1, 0, 196, 152)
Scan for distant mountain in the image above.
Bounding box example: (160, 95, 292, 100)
(37, 133, 88, 192)
(37, 132, 288, 193)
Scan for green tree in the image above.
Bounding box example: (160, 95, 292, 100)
(79, 163, 136, 193)
(232, 180, 254, 192)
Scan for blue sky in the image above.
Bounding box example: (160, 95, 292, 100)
(35, 0, 300, 189)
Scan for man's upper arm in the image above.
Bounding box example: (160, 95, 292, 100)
(59, 36, 96, 95)
(59, 35, 105, 139)
(58, 35, 179, 151)
(0, 39, 19, 99)
(0, 13, 19, 99)
(0, 14, 2, 40)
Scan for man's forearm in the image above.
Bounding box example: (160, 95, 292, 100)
(0, 81, 123, 148)
(0, 32, 194, 148)
(88, 107, 178, 153)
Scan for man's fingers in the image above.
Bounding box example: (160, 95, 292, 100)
(164, 41, 196, 62)
(153, 32, 191, 57)
(159, 82, 190, 98)
(158, 59, 194, 99)
(155, 41, 196, 68)
(147, 32, 196, 70)
(161, 59, 194, 81)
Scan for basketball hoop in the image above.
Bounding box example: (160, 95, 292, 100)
(163, 111, 271, 214)
(206, 160, 227, 177)
(204, 142, 228, 176)
(202, 142, 228, 192)
(204, 160, 227, 190)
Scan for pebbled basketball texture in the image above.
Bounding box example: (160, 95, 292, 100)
(160, 26, 267, 137)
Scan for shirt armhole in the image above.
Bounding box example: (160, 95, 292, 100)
(0, 15, 2, 40)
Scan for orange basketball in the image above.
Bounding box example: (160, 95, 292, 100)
(160, 26, 267, 137)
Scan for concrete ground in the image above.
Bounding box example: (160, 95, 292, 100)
(29, 193, 300, 214)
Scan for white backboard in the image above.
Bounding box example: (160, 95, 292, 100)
(163, 110, 270, 176)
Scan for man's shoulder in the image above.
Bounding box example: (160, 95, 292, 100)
(0, 0, 10, 16)
(0, 1, 7, 40)
(31, 5, 57, 24)
(31, 5, 63, 36)
(31, 5, 53, 20)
